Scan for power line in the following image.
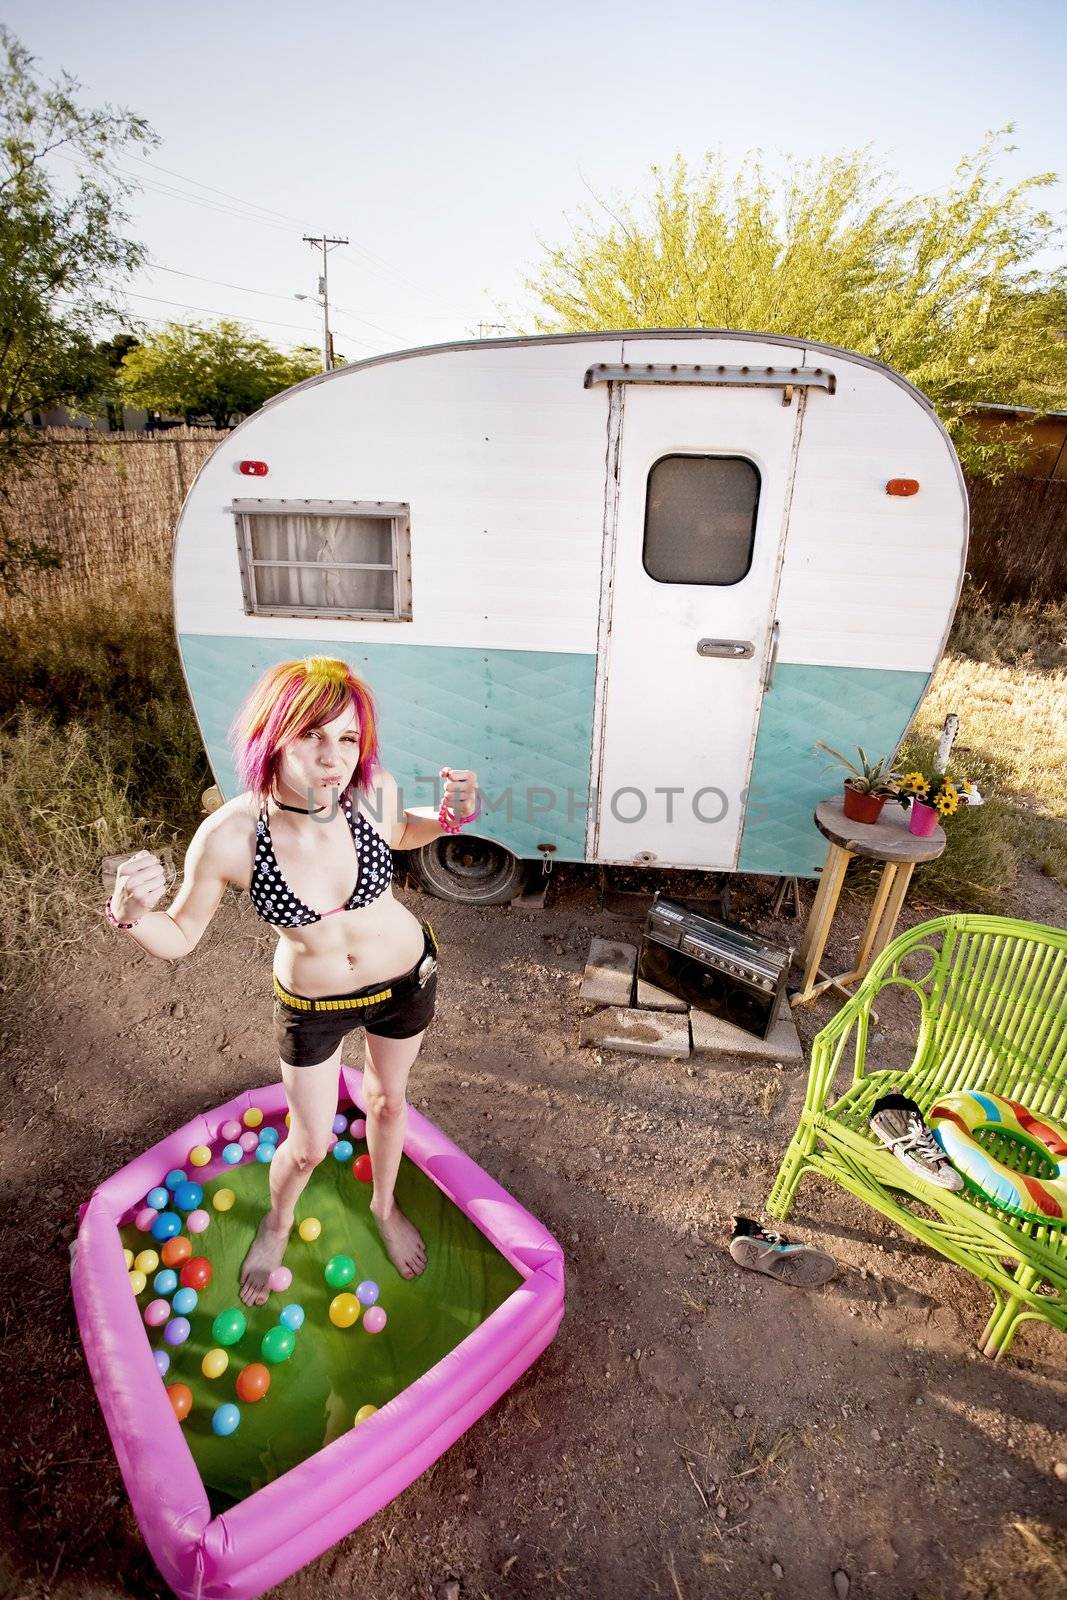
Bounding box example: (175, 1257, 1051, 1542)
(123, 153, 306, 228)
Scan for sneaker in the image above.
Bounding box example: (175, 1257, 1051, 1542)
(728, 1215, 837, 1287)
(869, 1093, 964, 1191)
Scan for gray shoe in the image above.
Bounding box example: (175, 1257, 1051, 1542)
(869, 1094, 963, 1191)
(729, 1216, 837, 1287)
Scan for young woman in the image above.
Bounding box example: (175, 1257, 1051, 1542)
(106, 655, 479, 1307)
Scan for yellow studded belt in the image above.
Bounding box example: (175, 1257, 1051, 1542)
(273, 923, 437, 1013)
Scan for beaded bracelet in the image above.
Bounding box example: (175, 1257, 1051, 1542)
(104, 895, 142, 931)
(438, 795, 483, 835)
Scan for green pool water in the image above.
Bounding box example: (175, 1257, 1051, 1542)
(120, 1123, 522, 1507)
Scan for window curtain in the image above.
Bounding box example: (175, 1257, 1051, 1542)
(249, 513, 394, 611)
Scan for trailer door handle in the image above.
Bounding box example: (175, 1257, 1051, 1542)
(696, 638, 755, 659)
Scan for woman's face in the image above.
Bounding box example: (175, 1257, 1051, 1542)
(275, 704, 361, 805)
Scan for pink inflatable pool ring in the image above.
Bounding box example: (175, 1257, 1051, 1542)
(71, 1063, 565, 1599)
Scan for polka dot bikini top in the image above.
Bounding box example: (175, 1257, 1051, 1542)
(250, 792, 393, 927)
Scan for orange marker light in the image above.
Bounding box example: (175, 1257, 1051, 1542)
(886, 478, 920, 496)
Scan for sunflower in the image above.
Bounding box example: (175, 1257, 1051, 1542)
(933, 789, 959, 817)
(898, 771, 930, 798)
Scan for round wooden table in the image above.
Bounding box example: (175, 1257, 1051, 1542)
(790, 795, 946, 1007)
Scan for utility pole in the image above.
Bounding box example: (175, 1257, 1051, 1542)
(302, 233, 349, 371)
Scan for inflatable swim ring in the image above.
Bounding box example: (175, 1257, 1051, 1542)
(928, 1089, 1067, 1225)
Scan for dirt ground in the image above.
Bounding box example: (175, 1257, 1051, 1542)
(1, 858, 1065, 1600)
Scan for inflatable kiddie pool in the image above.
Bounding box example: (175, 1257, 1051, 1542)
(71, 1064, 565, 1599)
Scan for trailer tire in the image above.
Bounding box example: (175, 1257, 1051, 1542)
(413, 836, 529, 905)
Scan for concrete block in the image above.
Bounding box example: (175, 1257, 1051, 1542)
(689, 1000, 804, 1063)
(580, 938, 636, 1008)
(635, 976, 688, 1013)
(580, 1006, 691, 1059)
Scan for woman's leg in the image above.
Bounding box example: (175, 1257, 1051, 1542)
(238, 1043, 341, 1306)
(363, 1029, 427, 1279)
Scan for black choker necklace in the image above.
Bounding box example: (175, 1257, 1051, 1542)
(270, 795, 328, 815)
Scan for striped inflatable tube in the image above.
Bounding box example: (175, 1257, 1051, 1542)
(928, 1090, 1067, 1225)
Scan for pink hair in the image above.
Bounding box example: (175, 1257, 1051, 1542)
(228, 656, 381, 804)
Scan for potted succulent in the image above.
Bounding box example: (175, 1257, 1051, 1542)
(896, 767, 984, 837)
(815, 742, 900, 824)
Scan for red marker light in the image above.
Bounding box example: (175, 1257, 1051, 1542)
(886, 478, 919, 496)
(238, 460, 269, 476)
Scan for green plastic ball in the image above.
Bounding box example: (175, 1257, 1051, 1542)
(323, 1253, 356, 1290)
(211, 1307, 247, 1347)
(260, 1324, 296, 1364)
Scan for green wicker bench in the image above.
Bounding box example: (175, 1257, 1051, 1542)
(768, 914, 1067, 1358)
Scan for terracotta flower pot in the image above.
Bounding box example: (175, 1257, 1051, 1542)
(842, 783, 887, 824)
(908, 799, 940, 837)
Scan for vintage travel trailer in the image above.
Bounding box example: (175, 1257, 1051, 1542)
(172, 330, 968, 902)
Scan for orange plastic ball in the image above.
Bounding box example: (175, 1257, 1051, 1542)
(161, 1235, 193, 1268)
(167, 1382, 193, 1422)
(235, 1362, 272, 1403)
(352, 1153, 373, 1183)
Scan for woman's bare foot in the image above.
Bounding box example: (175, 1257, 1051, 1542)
(239, 1212, 291, 1306)
(371, 1201, 426, 1279)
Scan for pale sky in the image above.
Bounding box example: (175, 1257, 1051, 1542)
(7, 0, 1066, 362)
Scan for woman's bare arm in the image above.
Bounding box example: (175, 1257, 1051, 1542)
(113, 818, 233, 961)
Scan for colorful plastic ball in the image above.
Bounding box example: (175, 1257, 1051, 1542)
(328, 1293, 361, 1329)
(362, 1306, 387, 1334)
(128, 1269, 147, 1295)
(349, 1117, 367, 1140)
(123, 1248, 135, 1269)
(258, 1126, 280, 1146)
(236, 1362, 271, 1403)
(164, 1168, 187, 1192)
(255, 1143, 275, 1164)
(161, 1235, 193, 1268)
(243, 1107, 264, 1129)
(353, 1154, 373, 1183)
(355, 1279, 380, 1307)
(332, 1113, 348, 1135)
(144, 1299, 170, 1328)
(267, 1265, 292, 1293)
(173, 1181, 203, 1212)
(260, 1325, 296, 1364)
(151, 1211, 181, 1242)
(332, 1139, 354, 1162)
(212, 1188, 236, 1213)
(324, 1254, 356, 1289)
(172, 1287, 198, 1316)
(327, 1135, 338, 1152)
(186, 1209, 210, 1235)
(188, 1144, 212, 1168)
(285, 1111, 291, 1128)
(211, 1307, 247, 1347)
(221, 1143, 243, 1166)
(202, 1348, 229, 1380)
(152, 1268, 179, 1297)
(279, 1303, 305, 1332)
(146, 1186, 169, 1211)
(164, 1316, 191, 1346)
(239, 1131, 259, 1153)
(167, 1383, 192, 1422)
(134, 1248, 159, 1275)
(298, 1217, 321, 1242)
(220, 1119, 242, 1142)
(211, 1403, 241, 1437)
(353, 1404, 378, 1425)
(180, 1257, 212, 1290)
(153, 1348, 170, 1377)
(134, 1207, 158, 1234)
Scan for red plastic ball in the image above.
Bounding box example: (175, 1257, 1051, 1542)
(180, 1256, 213, 1290)
(167, 1382, 193, 1422)
(352, 1153, 373, 1183)
(235, 1362, 271, 1403)
(161, 1235, 192, 1269)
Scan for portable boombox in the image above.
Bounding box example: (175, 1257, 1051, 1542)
(637, 894, 793, 1039)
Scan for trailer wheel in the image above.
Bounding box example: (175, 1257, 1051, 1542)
(413, 836, 529, 905)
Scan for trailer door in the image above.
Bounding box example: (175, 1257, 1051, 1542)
(593, 364, 811, 868)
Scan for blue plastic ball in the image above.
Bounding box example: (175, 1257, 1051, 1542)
(212, 1402, 241, 1437)
(255, 1143, 275, 1164)
(332, 1139, 354, 1162)
(279, 1303, 305, 1331)
(150, 1211, 182, 1242)
(153, 1268, 179, 1296)
(153, 1348, 170, 1377)
(146, 1186, 169, 1210)
(164, 1168, 187, 1192)
(258, 1126, 280, 1146)
(222, 1143, 243, 1165)
(332, 1113, 348, 1135)
(172, 1287, 198, 1316)
(173, 1181, 203, 1212)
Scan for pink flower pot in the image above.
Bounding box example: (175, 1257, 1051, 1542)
(908, 799, 940, 837)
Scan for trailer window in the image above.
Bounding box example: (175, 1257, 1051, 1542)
(643, 456, 759, 585)
(233, 499, 412, 621)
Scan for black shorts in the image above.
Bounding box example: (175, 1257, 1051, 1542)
(272, 922, 438, 1069)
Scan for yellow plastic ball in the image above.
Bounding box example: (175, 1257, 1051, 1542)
(243, 1107, 264, 1129)
(188, 1144, 212, 1168)
(134, 1248, 159, 1274)
(298, 1217, 321, 1242)
(285, 1112, 291, 1128)
(212, 1188, 236, 1213)
(329, 1293, 361, 1329)
(201, 1348, 229, 1380)
(123, 1248, 135, 1269)
(128, 1269, 147, 1295)
(353, 1404, 378, 1425)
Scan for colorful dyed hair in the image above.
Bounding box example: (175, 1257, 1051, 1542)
(229, 656, 381, 804)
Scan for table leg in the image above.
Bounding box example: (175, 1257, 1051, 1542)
(868, 860, 915, 964)
(793, 843, 851, 1005)
(854, 862, 899, 976)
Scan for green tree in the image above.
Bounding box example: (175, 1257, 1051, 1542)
(525, 130, 1067, 476)
(117, 321, 322, 428)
